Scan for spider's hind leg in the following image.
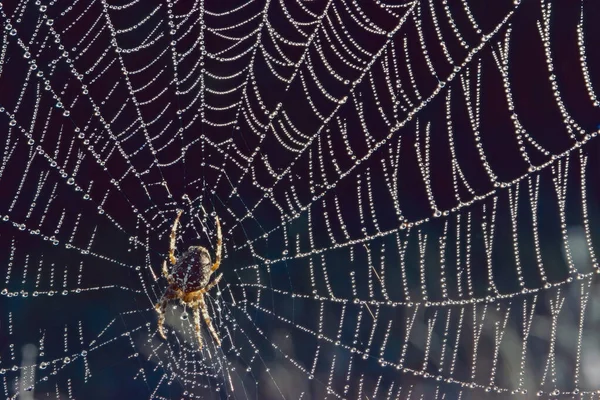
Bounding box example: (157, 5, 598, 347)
(155, 298, 168, 340)
(192, 303, 203, 349)
(199, 296, 222, 347)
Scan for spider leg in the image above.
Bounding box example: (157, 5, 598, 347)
(169, 209, 183, 265)
(162, 260, 173, 284)
(192, 302, 203, 349)
(204, 273, 223, 293)
(155, 297, 168, 340)
(199, 295, 221, 347)
(211, 215, 222, 272)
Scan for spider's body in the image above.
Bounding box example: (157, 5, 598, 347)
(170, 246, 213, 292)
(155, 210, 223, 348)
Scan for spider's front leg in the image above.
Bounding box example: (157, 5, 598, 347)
(162, 260, 173, 284)
(169, 209, 183, 265)
(211, 215, 222, 272)
(204, 273, 223, 293)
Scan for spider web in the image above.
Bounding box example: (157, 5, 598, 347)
(1, 0, 600, 398)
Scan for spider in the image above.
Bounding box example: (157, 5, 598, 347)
(155, 209, 223, 349)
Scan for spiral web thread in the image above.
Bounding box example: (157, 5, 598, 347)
(1, 0, 600, 398)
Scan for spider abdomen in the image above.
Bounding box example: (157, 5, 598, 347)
(171, 246, 212, 291)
